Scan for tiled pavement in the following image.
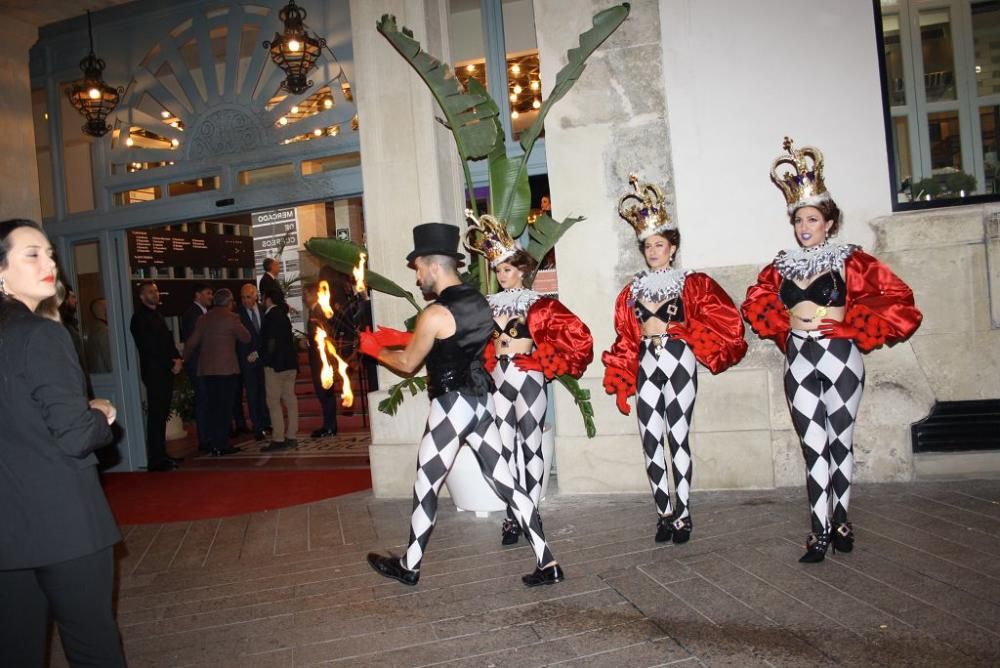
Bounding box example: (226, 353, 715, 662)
(52, 478, 1000, 667)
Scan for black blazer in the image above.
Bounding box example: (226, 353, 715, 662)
(130, 304, 181, 381)
(0, 301, 121, 570)
(258, 272, 284, 304)
(180, 302, 206, 372)
(261, 304, 298, 372)
(236, 303, 264, 373)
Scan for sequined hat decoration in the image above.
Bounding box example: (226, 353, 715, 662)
(771, 136, 831, 214)
(463, 209, 519, 267)
(618, 174, 675, 241)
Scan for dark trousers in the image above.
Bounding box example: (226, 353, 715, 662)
(310, 363, 339, 433)
(242, 363, 270, 431)
(187, 364, 211, 448)
(232, 378, 247, 430)
(0, 547, 125, 668)
(204, 375, 239, 451)
(142, 372, 173, 466)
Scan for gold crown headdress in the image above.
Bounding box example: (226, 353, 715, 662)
(771, 137, 830, 214)
(463, 209, 520, 267)
(618, 174, 675, 241)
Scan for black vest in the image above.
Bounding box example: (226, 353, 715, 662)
(426, 284, 494, 398)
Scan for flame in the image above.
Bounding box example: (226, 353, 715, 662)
(317, 280, 334, 319)
(353, 252, 367, 294)
(314, 326, 353, 407)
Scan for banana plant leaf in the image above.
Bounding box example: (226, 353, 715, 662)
(555, 374, 596, 438)
(524, 213, 586, 286)
(376, 15, 502, 162)
(378, 376, 428, 416)
(305, 237, 421, 313)
(488, 125, 532, 239)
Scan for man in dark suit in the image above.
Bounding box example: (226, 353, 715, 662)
(260, 288, 299, 452)
(181, 283, 213, 451)
(258, 258, 284, 306)
(236, 282, 271, 441)
(129, 281, 183, 471)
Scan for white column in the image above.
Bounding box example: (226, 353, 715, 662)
(0, 16, 41, 223)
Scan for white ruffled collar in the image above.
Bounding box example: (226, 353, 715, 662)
(629, 267, 689, 304)
(487, 288, 541, 317)
(774, 241, 859, 281)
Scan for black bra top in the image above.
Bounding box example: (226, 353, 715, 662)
(634, 298, 684, 324)
(779, 272, 846, 308)
(493, 318, 530, 340)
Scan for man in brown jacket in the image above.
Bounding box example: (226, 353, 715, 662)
(183, 288, 250, 456)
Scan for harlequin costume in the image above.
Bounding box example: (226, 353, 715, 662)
(465, 211, 594, 545)
(741, 139, 922, 562)
(361, 223, 561, 587)
(602, 176, 747, 543)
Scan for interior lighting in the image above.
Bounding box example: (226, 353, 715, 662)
(530, 80, 539, 91)
(313, 128, 322, 136)
(513, 84, 522, 95)
(263, 0, 325, 95)
(291, 105, 299, 114)
(466, 63, 476, 73)
(171, 138, 180, 147)
(161, 110, 171, 118)
(279, 116, 288, 125)
(125, 136, 134, 146)
(66, 11, 123, 137)
(511, 63, 520, 75)
(509, 93, 517, 102)
(323, 97, 333, 109)
(532, 98, 540, 109)
(511, 110, 519, 119)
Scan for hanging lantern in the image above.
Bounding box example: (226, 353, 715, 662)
(66, 11, 123, 138)
(263, 0, 325, 95)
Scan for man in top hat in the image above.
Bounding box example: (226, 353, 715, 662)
(359, 222, 563, 587)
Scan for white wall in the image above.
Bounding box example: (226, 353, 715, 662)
(0, 15, 41, 223)
(660, 0, 891, 269)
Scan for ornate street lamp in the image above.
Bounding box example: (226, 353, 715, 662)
(66, 11, 123, 138)
(263, 0, 325, 95)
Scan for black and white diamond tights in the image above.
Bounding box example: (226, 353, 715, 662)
(636, 338, 698, 520)
(402, 391, 554, 572)
(784, 331, 865, 536)
(491, 357, 547, 507)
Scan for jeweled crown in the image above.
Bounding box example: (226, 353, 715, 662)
(463, 209, 519, 267)
(618, 174, 675, 241)
(771, 137, 830, 213)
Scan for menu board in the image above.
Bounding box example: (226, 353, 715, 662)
(128, 229, 253, 268)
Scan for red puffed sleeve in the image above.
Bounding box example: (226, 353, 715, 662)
(601, 284, 641, 390)
(525, 297, 594, 379)
(741, 263, 790, 353)
(671, 273, 747, 374)
(843, 251, 922, 351)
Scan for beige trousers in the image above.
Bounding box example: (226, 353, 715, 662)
(264, 367, 298, 442)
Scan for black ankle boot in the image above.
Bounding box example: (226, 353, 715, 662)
(798, 532, 830, 563)
(832, 522, 854, 553)
(501, 518, 520, 545)
(655, 515, 674, 543)
(671, 516, 692, 544)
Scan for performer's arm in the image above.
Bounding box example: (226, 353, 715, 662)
(670, 273, 747, 375)
(364, 305, 447, 374)
(741, 263, 790, 353)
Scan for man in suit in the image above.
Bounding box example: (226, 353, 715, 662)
(129, 281, 183, 471)
(258, 258, 284, 306)
(181, 283, 213, 451)
(260, 288, 299, 452)
(236, 282, 271, 441)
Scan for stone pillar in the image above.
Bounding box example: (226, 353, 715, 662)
(0, 16, 41, 223)
(350, 0, 465, 496)
(534, 0, 672, 493)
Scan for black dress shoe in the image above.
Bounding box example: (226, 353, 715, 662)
(671, 517, 692, 544)
(310, 428, 337, 438)
(147, 460, 178, 472)
(167, 457, 183, 466)
(501, 519, 521, 545)
(209, 446, 241, 456)
(522, 563, 564, 587)
(261, 440, 292, 452)
(655, 515, 674, 543)
(254, 430, 268, 441)
(367, 553, 419, 586)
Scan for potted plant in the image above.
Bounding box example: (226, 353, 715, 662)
(166, 369, 195, 441)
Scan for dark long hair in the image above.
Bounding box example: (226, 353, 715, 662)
(0, 219, 45, 322)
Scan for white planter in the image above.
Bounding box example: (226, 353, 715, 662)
(445, 424, 555, 513)
(165, 412, 186, 441)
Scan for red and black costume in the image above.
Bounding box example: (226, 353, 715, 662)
(602, 268, 747, 540)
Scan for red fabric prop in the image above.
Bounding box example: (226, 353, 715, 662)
(358, 329, 383, 359)
(602, 365, 635, 416)
(842, 250, 921, 349)
(483, 339, 497, 374)
(674, 273, 747, 374)
(512, 352, 544, 373)
(601, 284, 642, 388)
(526, 298, 594, 379)
(372, 326, 412, 348)
(741, 264, 791, 353)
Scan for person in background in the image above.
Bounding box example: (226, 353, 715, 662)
(86, 297, 112, 373)
(130, 281, 184, 472)
(236, 282, 271, 441)
(0, 219, 126, 667)
(259, 257, 284, 306)
(58, 283, 87, 371)
(183, 288, 249, 456)
(260, 288, 299, 452)
(303, 281, 339, 438)
(181, 283, 213, 452)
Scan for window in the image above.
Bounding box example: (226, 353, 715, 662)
(878, 0, 1000, 207)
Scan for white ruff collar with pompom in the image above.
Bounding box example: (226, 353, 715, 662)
(774, 242, 859, 281)
(629, 268, 689, 303)
(487, 288, 541, 317)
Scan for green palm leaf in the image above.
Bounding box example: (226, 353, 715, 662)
(556, 375, 596, 438)
(305, 237, 421, 313)
(378, 377, 428, 416)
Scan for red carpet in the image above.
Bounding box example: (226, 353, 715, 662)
(101, 470, 372, 524)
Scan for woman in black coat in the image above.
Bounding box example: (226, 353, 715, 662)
(0, 219, 126, 667)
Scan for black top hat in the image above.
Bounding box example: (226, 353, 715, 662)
(406, 223, 466, 266)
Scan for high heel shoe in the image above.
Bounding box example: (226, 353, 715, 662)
(831, 522, 854, 553)
(671, 516, 692, 544)
(798, 532, 830, 563)
(500, 518, 520, 545)
(655, 515, 674, 543)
